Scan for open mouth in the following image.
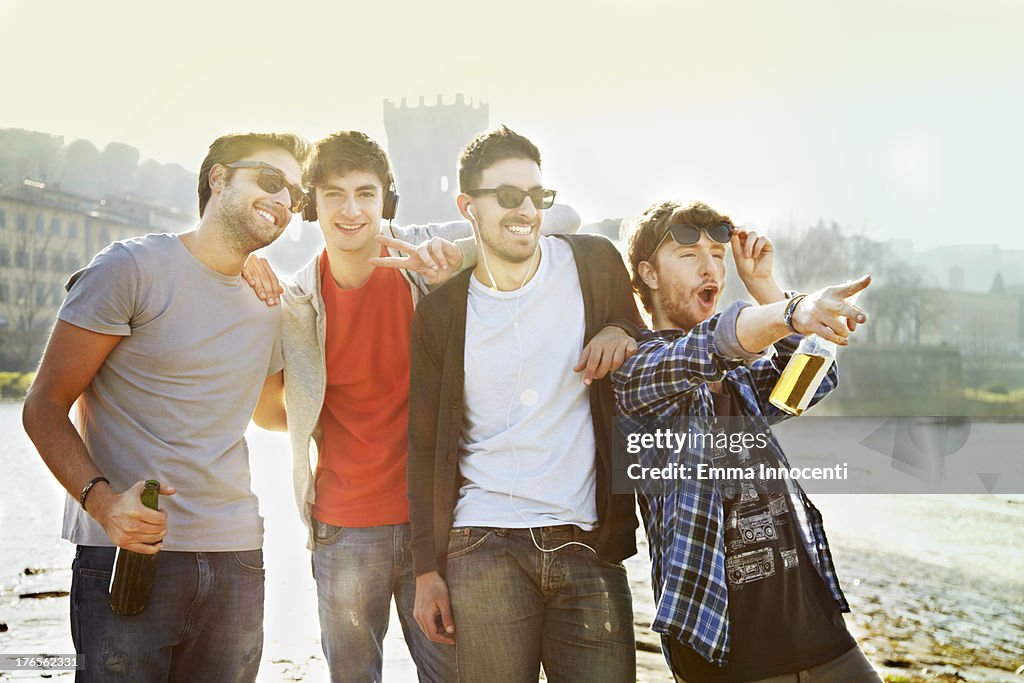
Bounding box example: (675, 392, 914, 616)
(698, 284, 718, 305)
(504, 224, 533, 236)
(334, 223, 365, 234)
(255, 208, 277, 226)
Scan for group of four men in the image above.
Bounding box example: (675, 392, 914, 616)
(23, 124, 880, 682)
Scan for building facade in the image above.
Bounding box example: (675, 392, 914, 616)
(0, 180, 193, 368)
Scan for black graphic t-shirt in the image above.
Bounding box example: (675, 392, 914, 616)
(667, 386, 855, 682)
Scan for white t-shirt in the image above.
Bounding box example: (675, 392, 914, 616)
(455, 236, 598, 529)
(58, 234, 283, 551)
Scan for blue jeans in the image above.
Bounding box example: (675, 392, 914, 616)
(71, 545, 264, 682)
(311, 520, 455, 683)
(445, 525, 636, 683)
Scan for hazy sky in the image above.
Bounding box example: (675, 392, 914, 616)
(3, 0, 1022, 249)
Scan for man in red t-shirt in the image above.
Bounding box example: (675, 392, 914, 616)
(250, 131, 583, 682)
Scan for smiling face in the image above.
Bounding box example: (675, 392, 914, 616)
(644, 226, 728, 331)
(214, 146, 301, 254)
(314, 170, 385, 259)
(463, 157, 544, 265)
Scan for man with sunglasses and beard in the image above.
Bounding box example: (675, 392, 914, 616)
(612, 200, 882, 682)
(407, 126, 643, 682)
(23, 132, 309, 682)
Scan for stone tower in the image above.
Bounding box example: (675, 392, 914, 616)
(382, 94, 488, 224)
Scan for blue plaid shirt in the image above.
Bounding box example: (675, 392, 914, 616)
(612, 301, 849, 667)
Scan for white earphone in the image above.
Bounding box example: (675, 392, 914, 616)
(461, 212, 594, 557)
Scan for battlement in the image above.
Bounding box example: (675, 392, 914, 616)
(382, 94, 490, 224)
(383, 93, 487, 113)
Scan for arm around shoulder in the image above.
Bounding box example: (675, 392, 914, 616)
(252, 369, 287, 431)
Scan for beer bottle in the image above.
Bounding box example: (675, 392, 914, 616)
(769, 292, 861, 416)
(108, 479, 161, 616)
(768, 335, 837, 415)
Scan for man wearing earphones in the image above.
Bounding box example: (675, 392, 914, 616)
(612, 200, 881, 682)
(407, 125, 644, 682)
(248, 131, 583, 683)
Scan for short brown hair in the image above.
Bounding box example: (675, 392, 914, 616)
(305, 131, 394, 190)
(624, 200, 733, 313)
(458, 125, 541, 192)
(197, 132, 310, 217)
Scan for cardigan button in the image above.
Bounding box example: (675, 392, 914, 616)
(448, 399, 460, 408)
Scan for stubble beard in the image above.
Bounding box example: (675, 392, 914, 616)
(662, 281, 714, 333)
(218, 187, 282, 256)
(481, 222, 539, 265)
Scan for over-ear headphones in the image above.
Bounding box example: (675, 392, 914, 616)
(301, 183, 400, 223)
(382, 185, 399, 222)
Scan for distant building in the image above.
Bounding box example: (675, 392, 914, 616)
(383, 94, 488, 225)
(0, 179, 192, 368)
(911, 244, 1024, 292)
(917, 289, 1020, 357)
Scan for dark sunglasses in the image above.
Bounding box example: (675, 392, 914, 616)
(223, 161, 307, 213)
(466, 186, 557, 210)
(652, 220, 734, 256)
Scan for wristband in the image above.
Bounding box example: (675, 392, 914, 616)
(783, 294, 807, 333)
(79, 476, 110, 510)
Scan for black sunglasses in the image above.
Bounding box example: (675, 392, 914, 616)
(223, 161, 307, 213)
(466, 186, 557, 210)
(652, 220, 734, 256)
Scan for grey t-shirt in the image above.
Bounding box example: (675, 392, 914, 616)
(59, 233, 283, 551)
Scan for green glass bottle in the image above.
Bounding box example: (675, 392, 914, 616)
(108, 479, 161, 616)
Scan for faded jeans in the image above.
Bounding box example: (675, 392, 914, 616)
(71, 545, 264, 682)
(311, 520, 455, 682)
(445, 525, 636, 683)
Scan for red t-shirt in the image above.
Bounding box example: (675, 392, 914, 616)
(312, 248, 414, 527)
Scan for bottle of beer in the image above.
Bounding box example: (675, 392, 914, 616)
(108, 479, 161, 616)
(769, 292, 862, 416)
(768, 335, 837, 415)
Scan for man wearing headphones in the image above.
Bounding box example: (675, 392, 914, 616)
(249, 131, 582, 682)
(407, 126, 643, 682)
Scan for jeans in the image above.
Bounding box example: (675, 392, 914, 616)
(668, 642, 883, 683)
(311, 520, 455, 683)
(445, 525, 636, 683)
(71, 545, 264, 683)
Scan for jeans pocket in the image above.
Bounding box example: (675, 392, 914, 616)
(74, 546, 114, 580)
(313, 520, 346, 546)
(446, 527, 493, 559)
(78, 567, 113, 580)
(232, 549, 265, 574)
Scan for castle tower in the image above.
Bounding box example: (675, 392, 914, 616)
(383, 94, 489, 224)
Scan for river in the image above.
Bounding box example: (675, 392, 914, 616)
(1, 402, 1022, 681)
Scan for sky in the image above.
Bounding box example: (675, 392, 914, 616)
(2, 0, 1023, 249)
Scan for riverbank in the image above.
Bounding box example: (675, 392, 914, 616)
(2, 406, 1022, 682)
(0, 373, 33, 400)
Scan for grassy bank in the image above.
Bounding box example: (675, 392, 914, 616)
(0, 372, 34, 399)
